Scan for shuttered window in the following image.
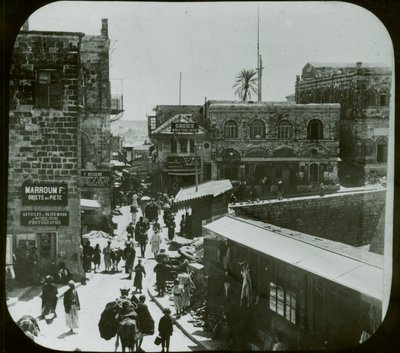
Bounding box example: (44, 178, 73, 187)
(36, 70, 62, 108)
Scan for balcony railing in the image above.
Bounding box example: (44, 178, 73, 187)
(111, 94, 124, 114)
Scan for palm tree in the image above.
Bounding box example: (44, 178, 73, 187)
(233, 69, 258, 101)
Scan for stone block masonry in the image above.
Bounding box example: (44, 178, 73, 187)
(8, 31, 84, 278)
(234, 190, 386, 248)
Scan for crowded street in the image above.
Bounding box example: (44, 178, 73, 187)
(7, 206, 202, 352)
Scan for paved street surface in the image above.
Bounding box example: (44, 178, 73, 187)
(7, 206, 201, 352)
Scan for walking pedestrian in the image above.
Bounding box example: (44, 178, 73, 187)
(126, 222, 135, 241)
(136, 295, 155, 349)
(158, 308, 173, 353)
(26, 247, 39, 285)
(277, 179, 284, 200)
(39, 275, 58, 320)
(154, 262, 167, 297)
(103, 240, 112, 273)
(167, 218, 176, 242)
(179, 215, 185, 237)
(82, 240, 94, 273)
(136, 217, 149, 258)
(184, 211, 192, 239)
(177, 269, 195, 313)
(92, 244, 101, 273)
(319, 182, 325, 197)
(63, 280, 80, 333)
(123, 242, 136, 280)
(150, 223, 162, 259)
(133, 259, 146, 293)
(172, 279, 184, 318)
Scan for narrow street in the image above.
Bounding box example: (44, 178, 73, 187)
(8, 206, 200, 352)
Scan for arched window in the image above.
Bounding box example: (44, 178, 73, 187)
(309, 163, 319, 182)
(376, 140, 387, 163)
(363, 140, 373, 157)
(307, 119, 323, 140)
(250, 119, 265, 139)
(379, 91, 389, 107)
(278, 120, 292, 139)
(224, 120, 238, 138)
(366, 89, 377, 106)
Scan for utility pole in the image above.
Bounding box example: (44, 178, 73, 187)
(257, 6, 263, 102)
(179, 72, 182, 105)
(194, 135, 198, 192)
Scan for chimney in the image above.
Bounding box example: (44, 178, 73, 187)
(296, 75, 300, 82)
(356, 62, 362, 68)
(101, 18, 108, 37)
(22, 19, 29, 31)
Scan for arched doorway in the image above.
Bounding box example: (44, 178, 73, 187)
(310, 163, 319, 182)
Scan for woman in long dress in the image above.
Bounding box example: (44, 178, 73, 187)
(133, 259, 146, 293)
(150, 223, 162, 259)
(103, 241, 112, 272)
(63, 280, 80, 333)
(93, 244, 101, 273)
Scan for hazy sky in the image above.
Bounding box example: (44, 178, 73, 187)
(27, 1, 393, 120)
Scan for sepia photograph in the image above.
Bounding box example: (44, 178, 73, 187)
(3, 1, 396, 352)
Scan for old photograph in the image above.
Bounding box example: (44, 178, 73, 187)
(5, 1, 394, 351)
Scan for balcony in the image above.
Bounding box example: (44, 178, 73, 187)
(111, 94, 124, 115)
(362, 106, 390, 119)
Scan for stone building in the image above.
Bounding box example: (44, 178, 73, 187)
(150, 113, 213, 194)
(7, 19, 118, 279)
(295, 62, 392, 185)
(207, 100, 340, 194)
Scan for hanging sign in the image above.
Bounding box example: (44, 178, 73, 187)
(81, 170, 111, 187)
(22, 181, 68, 205)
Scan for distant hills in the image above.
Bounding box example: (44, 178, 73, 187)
(111, 119, 149, 145)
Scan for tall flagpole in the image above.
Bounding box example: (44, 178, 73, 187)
(257, 6, 262, 102)
(179, 72, 182, 105)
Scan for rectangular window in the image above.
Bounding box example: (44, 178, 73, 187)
(189, 140, 195, 153)
(180, 139, 188, 153)
(36, 70, 62, 108)
(269, 281, 297, 324)
(171, 140, 177, 153)
(162, 140, 170, 153)
(36, 232, 57, 260)
(278, 126, 291, 139)
(150, 117, 157, 131)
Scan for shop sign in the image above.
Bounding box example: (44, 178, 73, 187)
(171, 122, 198, 133)
(21, 211, 69, 226)
(81, 170, 111, 187)
(166, 156, 200, 169)
(22, 181, 68, 205)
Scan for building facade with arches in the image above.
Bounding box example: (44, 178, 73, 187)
(295, 62, 392, 184)
(205, 101, 340, 194)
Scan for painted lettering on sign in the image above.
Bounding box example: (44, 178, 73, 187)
(81, 170, 111, 187)
(22, 182, 68, 205)
(171, 122, 198, 133)
(21, 211, 69, 226)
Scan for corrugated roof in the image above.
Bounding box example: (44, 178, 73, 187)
(174, 180, 233, 203)
(80, 198, 101, 209)
(204, 216, 384, 301)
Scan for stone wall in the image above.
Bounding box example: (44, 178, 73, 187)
(8, 31, 83, 276)
(234, 190, 386, 247)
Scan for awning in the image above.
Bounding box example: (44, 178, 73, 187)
(80, 198, 101, 210)
(204, 216, 384, 302)
(174, 179, 233, 203)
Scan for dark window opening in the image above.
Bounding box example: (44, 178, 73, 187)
(36, 70, 62, 108)
(363, 141, 373, 157)
(171, 140, 177, 153)
(310, 163, 319, 182)
(377, 142, 387, 163)
(224, 120, 238, 139)
(180, 139, 188, 153)
(189, 140, 195, 153)
(307, 120, 323, 140)
(380, 93, 389, 107)
(250, 119, 265, 139)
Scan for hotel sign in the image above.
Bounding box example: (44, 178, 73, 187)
(22, 182, 68, 205)
(171, 122, 198, 133)
(81, 170, 111, 187)
(166, 156, 200, 169)
(21, 211, 69, 226)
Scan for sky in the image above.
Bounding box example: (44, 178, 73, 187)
(26, 1, 394, 120)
